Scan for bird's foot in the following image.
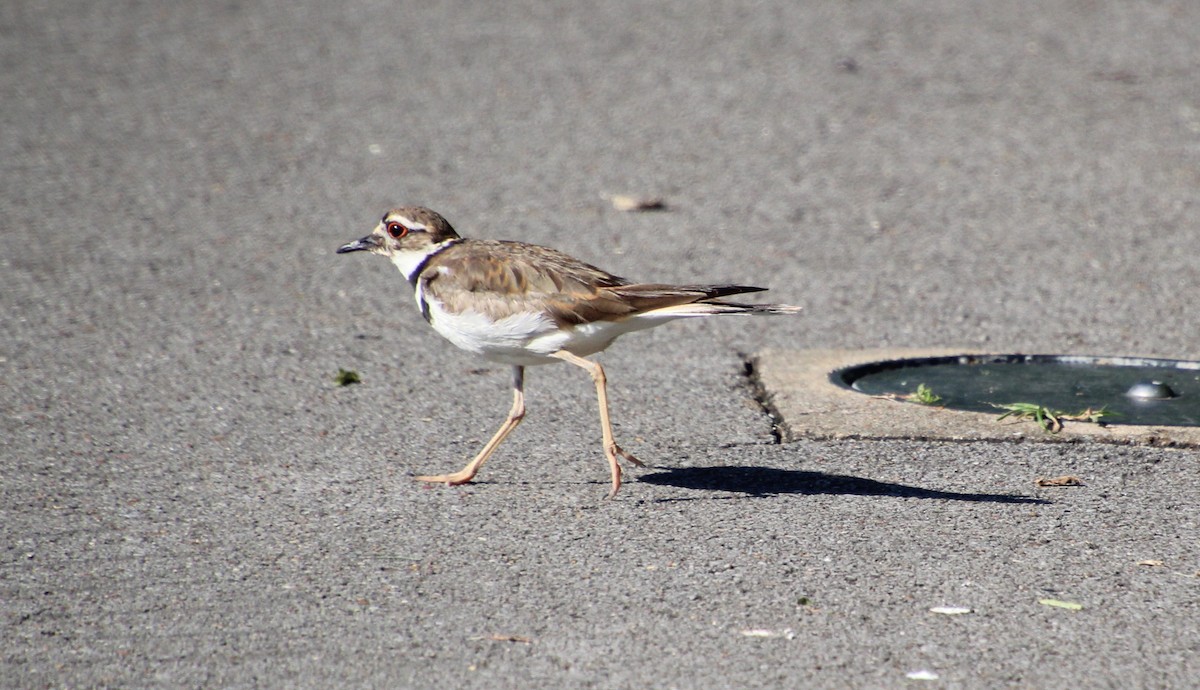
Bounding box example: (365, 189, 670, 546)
(413, 470, 476, 486)
(602, 443, 646, 499)
(613, 444, 645, 467)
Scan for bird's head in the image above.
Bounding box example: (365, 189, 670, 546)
(337, 206, 461, 257)
(338, 206, 463, 282)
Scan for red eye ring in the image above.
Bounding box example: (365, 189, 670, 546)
(385, 221, 407, 239)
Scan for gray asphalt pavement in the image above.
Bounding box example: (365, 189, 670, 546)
(3, 1, 1199, 687)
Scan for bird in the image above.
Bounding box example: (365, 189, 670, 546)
(337, 206, 800, 498)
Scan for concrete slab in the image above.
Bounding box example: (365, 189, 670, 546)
(752, 348, 1200, 448)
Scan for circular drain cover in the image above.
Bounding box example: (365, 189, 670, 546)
(833, 354, 1200, 427)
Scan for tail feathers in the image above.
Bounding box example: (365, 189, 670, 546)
(642, 301, 802, 318)
(675, 284, 768, 300)
(602, 283, 799, 318)
(609, 283, 767, 302)
(717, 301, 803, 315)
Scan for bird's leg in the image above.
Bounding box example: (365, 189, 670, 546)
(415, 365, 525, 487)
(551, 350, 644, 499)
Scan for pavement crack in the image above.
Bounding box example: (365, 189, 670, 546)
(739, 352, 785, 445)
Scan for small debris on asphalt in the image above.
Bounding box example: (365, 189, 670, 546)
(1038, 598, 1083, 611)
(929, 606, 972, 615)
(1035, 475, 1084, 487)
(471, 633, 533, 643)
(335, 368, 362, 386)
(610, 194, 666, 212)
(739, 628, 796, 640)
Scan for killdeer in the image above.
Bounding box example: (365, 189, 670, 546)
(338, 206, 799, 498)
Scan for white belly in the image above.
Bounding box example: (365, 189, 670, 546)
(420, 296, 674, 366)
(423, 296, 561, 365)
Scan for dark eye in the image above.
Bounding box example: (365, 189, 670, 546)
(385, 221, 407, 239)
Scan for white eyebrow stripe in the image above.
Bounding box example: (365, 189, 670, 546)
(396, 217, 428, 231)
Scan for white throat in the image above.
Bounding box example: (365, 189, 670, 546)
(389, 238, 459, 283)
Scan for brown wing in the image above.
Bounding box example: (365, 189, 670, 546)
(422, 240, 772, 326)
(420, 240, 636, 325)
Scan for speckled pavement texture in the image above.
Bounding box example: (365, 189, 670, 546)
(3, 1, 1199, 687)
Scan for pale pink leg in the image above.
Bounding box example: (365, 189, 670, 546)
(551, 351, 644, 498)
(414, 366, 525, 486)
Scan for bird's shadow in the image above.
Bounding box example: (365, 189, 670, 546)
(638, 466, 1047, 504)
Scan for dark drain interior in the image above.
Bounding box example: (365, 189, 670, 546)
(833, 354, 1200, 427)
